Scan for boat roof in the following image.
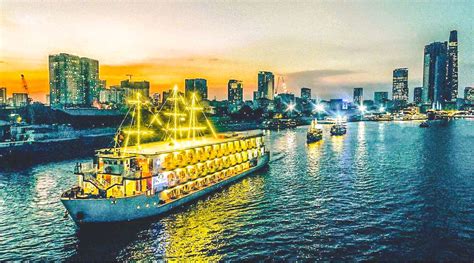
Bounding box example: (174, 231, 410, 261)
(97, 130, 263, 158)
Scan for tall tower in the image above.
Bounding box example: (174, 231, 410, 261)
(422, 42, 447, 108)
(353, 87, 363, 106)
(392, 68, 409, 102)
(257, 71, 274, 100)
(228, 79, 243, 104)
(447, 30, 458, 101)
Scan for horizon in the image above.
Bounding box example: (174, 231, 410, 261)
(1, 1, 473, 103)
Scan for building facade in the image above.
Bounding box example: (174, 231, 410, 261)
(422, 42, 448, 109)
(228, 80, 243, 105)
(12, 93, 28, 107)
(120, 79, 150, 99)
(0, 87, 6, 106)
(392, 68, 409, 102)
(446, 30, 458, 101)
(301, 87, 311, 100)
(353, 87, 363, 106)
(185, 78, 208, 100)
(413, 87, 423, 104)
(257, 71, 274, 100)
(49, 53, 99, 108)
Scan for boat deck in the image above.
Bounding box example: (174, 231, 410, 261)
(99, 130, 263, 157)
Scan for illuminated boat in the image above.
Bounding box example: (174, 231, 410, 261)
(306, 119, 323, 143)
(61, 87, 269, 225)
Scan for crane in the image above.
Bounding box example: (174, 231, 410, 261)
(21, 74, 28, 95)
(20, 74, 32, 104)
(126, 74, 133, 82)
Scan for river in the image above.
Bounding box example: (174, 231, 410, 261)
(1, 120, 473, 260)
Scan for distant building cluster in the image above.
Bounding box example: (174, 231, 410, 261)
(1, 29, 471, 119)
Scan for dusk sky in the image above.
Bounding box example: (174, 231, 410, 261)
(1, 0, 473, 102)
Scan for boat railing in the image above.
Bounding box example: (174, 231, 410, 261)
(74, 162, 96, 174)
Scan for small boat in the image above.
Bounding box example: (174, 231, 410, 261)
(330, 124, 347, 136)
(419, 121, 429, 128)
(307, 119, 323, 143)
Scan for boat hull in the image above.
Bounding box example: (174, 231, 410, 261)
(62, 152, 270, 225)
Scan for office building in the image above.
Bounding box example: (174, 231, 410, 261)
(353, 87, 363, 105)
(185, 78, 208, 100)
(49, 53, 99, 107)
(258, 71, 274, 100)
(414, 87, 423, 104)
(422, 42, 448, 108)
(392, 68, 409, 102)
(12, 93, 28, 107)
(374, 91, 389, 106)
(447, 30, 458, 101)
(120, 79, 150, 99)
(228, 80, 243, 105)
(301, 87, 311, 100)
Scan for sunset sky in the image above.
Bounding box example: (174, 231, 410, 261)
(1, 1, 473, 102)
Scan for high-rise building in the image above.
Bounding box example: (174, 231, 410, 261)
(301, 87, 311, 100)
(12, 93, 28, 107)
(0, 87, 6, 106)
(185, 78, 208, 100)
(353, 87, 363, 105)
(374, 91, 388, 106)
(228, 80, 243, 104)
(257, 71, 274, 100)
(465, 87, 474, 103)
(447, 30, 458, 101)
(49, 53, 99, 107)
(422, 42, 448, 108)
(120, 79, 150, 99)
(414, 87, 423, 104)
(253, 91, 261, 101)
(392, 68, 409, 102)
(81, 57, 99, 104)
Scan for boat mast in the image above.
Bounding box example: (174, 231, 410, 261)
(123, 92, 152, 153)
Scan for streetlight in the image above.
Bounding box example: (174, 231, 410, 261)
(314, 104, 325, 113)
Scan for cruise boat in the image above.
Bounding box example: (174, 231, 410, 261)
(306, 119, 323, 143)
(61, 88, 270, 225)
(330, 117, 347, 136)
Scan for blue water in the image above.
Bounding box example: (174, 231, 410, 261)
(1, 120, 473, 261)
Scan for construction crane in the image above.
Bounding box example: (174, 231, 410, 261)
(21, 74, 28, 95)
(126, 74, 133, 82)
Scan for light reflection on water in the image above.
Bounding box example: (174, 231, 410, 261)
(1, 120, 474, 261)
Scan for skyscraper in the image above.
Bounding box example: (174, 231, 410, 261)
(228, 80, 243, 104)
(447, 30, 458, 101)
(0, 87, 6, 106)
(257, 71, 274, 100)
(353, 87, 363, 105)
(374, 91, 388, 106)
(414, 87, 423, 104)
(49, 53, 99, 107)
(185, 78, 208, 100)
(422, 42, 448, 108)
(392, 68, 409, 102)
(301, 87, 311, 100)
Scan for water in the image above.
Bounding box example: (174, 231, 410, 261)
(1, 120, 473, 261)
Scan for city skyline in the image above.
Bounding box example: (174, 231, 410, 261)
(1, 1, 473, 102)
